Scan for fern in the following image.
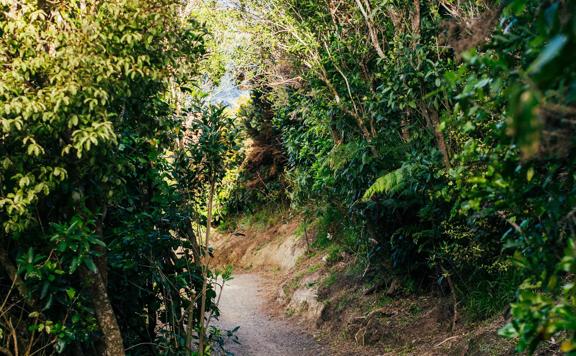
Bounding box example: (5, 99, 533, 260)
(362, 164, 416, 201)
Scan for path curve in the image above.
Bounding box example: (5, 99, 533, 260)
(214, 273, 326, 356)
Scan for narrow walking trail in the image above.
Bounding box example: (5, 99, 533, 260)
(215, 273, 327, 356)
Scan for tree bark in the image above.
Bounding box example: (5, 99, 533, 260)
(318, 64, 375, 146)
(401, 117, 411, 142)
(197, 180, 216, 355)
(431, 109, 451, 169)
(185, 292, 196, 352)
(80, 266, 125, 356)
(426, 108, 451, 169)
(411, 0, 421, 49)
(355, 0, 386, 59)
(94, 208, 108, 285)
(183, 222, 202, 265)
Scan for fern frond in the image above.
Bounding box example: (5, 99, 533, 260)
(362, 164, 416, 201)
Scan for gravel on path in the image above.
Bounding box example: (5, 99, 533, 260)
(214, 273, 328, 356)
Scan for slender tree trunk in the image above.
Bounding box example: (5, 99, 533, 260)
(411, 0, 421, 49)
(430, 109, 451, 169)
(441, 266, 458, 331)
(198, 180, 216, 355)
(146, 282, 158, 354)
(183, 222, 202, 265)
(80, 266, 125, 356)
(94, 208, 108, 285)
(83, 207, 124, 355)
(397, 0, 421, 144)
(355, 0, 386, 59)
(303, 223, 311, 254)
(185, 292, 196, 351)
(401, 117, 411, 141)
(423, 107, 451, 169)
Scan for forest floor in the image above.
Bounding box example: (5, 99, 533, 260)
(214, 273, 328, 355)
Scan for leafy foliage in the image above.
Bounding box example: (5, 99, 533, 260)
(206, 0, 576, 352)
(362, 164, 419, 201)
(223, 90, 287, 215)
(0, 1, 226, 354)
(2, 0, 576, 354)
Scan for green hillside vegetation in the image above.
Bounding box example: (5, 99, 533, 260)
(1, 0, 575, 355)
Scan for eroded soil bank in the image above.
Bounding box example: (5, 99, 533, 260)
(212, 213, 561, 355)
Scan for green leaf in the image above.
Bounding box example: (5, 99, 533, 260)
(43, 294, 53, 311)
(363, 165, 417, 201)
(527, 167, 535, 182)
(528, 35, 568, 75)
(70, 257, 81, 273)
(40, 281, 50, 299)
(92, 238, 107, 247)
(83, 257, 98, 273)
(498, 323, 519, 339)
(66, 288, 76, 299)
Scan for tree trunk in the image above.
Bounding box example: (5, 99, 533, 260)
(197, 180, 216, 355)
(411, 0, 421, 49)
(355, 0, 386, 59)
(431, 109, 451, 169)
(80, 266, 125, 356)
(426, 108, 451, 169)
(0, 244, 36, 308)
(94, 208, 108, 285)
(401, 117, 411, 142)
(185, 292, 196, 352)
(183, 222, 202, 265)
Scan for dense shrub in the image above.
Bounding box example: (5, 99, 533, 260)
(211, 0, 576, 351)
(0, 1, 224, 354)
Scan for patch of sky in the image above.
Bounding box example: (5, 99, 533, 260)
(204, 0, 251, 108)
(208, 64, 250, 109)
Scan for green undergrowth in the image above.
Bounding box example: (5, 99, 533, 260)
(460, 272, 523, 322)
(219, 197, 519, 344)
(240, 201, 517, 327)
(217, 203, 290, 233)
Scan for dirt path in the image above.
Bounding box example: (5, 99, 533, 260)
(214, 273, 327, 356)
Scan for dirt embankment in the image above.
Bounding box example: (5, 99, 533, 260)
(212, 215, 558, 355)
(212, 217, 306, 272)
